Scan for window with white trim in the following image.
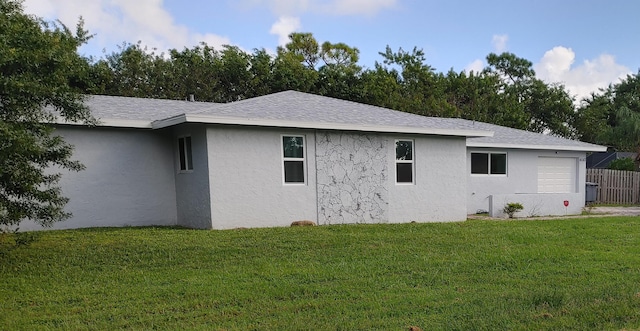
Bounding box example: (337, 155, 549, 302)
(471, 152, 507, 175)
(282, 136, 305, 184)
(178, 136, 193, 171)
(396, 140, 414, 184)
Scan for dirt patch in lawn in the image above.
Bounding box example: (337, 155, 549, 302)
(589, 206, 640, 216)
(469, 206, 640, 220)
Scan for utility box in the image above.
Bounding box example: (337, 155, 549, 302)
(585, 182, 598, 203)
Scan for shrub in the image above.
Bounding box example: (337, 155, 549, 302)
(609, 157, 636, 171)
(503, 202, 524, 218)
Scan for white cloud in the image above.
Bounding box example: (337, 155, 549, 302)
(534, 46, 631, 102)
(465, 59, 484, 74)
(270, 16, 302, 46)
(535, 46, 575, 81)
(22, 0, 233, 56)
(250, 0, 397, 48)
(492, 34, 508, 53)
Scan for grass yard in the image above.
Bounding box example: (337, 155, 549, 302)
(2, 217, 640, 330)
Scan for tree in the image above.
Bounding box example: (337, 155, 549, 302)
(320, 41, 359, 67)
(485, 52, 535, 85)
(271, 49, 319, 93)
(246, 48, 275, 98)
(316, 42, 362, 100)
(271, 33, 321, 93)
(167, 43, 227, 102)
(217, 45, 252, 102)
(382, 47, 460, 117)
(609, 158, 636, 171)
(572, 90, 613, 144)
(273, 33, 364, 97)
(574, 72, 640, 151)
(279, 32, 320, 68)
(358, 62, 403, 108)
(0, 0, 94, 228)
(103, 42, 166, 98)
(484, 52, 575, 137)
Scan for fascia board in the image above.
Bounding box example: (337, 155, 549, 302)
(54, 118, 152, 128)
(466, 141, 608, 152)
(151, 114, 188, 129)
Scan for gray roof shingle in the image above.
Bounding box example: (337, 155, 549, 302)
(81, 91, 605, 152)
(85, 94, 219, 121)
(189, 90, 480, 131)
(459, 119, 605, 151)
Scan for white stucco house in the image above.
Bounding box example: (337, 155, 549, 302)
(465, 122, 606, 217)
(19, 91, 605, 230)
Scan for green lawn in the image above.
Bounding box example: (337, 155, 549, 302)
(2, 217, 640, 330)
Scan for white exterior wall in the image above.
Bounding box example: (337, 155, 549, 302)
(20, 125, 472, 231)
(206, 126, 317, 229)
(19, 126, 178, 231)
(206, 128, 468, 229)
(389, 135, 468, 223)
(488, 193, 583, 218)
(467, 148, 587, 217)
(173, 124, 212, 229)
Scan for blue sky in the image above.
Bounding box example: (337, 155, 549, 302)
(23, 0, 639, 102)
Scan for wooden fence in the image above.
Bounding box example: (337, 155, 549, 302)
(586, 169, 640, 204)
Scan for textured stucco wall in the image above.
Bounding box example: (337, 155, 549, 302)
(206, 126, 317, 229)
(315, 131, 388, 224)
(388, 135, 468, 223)
(467, 148, 587, 215)
(173, 124, 212, 229)
(19, 126, 178, 231)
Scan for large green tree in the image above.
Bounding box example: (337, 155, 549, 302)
(484, 52, 575, 137)
(574, 72, 640, 151)
(0, 0, 94, 228)
(441, 69, 503, 123)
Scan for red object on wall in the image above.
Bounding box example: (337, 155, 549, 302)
(564, 200, 569, 207)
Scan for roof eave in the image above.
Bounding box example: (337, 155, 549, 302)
(55, 118, 153, 129)
(466, 141, 607, 152)
(152, 114, 494, 137)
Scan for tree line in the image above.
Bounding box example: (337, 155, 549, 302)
(74, 32, 640, 150)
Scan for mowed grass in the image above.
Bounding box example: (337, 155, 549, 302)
(2, 217, 640, 330)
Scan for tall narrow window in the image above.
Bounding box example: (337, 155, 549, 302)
(490, 153, 507, 175)
(283, 136, 305, 183)
(396, 140, 414, 184)
(178, 136, 193, 171)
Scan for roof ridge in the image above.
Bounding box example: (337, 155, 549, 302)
(88, 94, 221, 105)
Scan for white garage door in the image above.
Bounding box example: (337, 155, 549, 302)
(537, 157, 577, 193)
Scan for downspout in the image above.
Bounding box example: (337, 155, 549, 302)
(314, 130, 320, 225)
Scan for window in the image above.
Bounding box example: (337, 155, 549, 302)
(471, 152, 506, 175)
(178, 136, 193, 171)
(396, 140, 414, 183)
(282, 136, 305, 183)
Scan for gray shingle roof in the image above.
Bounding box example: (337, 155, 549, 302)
(461, 119, 605, 151)
(188, 91, 484, 132)
(80, 91, 605, 152)
(85, 95, 219, 121)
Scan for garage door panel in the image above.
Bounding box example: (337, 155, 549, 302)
(538, 157, 576, 193)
